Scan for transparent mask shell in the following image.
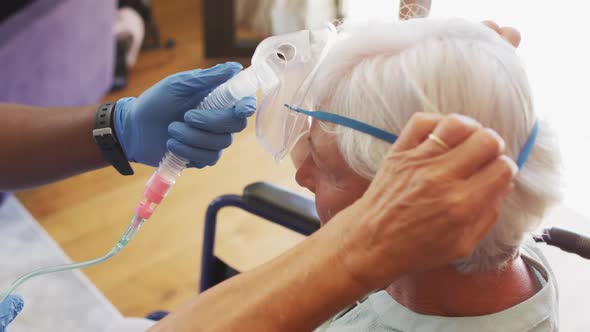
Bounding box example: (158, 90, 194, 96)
(254, 25, 337, 160)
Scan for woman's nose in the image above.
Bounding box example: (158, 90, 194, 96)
(295, 156, 316, 193)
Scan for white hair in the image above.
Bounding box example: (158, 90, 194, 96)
(308, 18, 562, 272)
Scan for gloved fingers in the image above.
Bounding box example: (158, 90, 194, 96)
(166, 139, 222, 167)
(165, 62, 243, 109)
(233, 96, 257, 118)
(185, 160, 219, 169)
(0, 295, 24, 328)
(184, 109, 248, 134)
(168, 122, 233, 150)
(183, 96, 256, 134)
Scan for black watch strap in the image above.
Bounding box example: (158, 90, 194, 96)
(93, 102, 134, 176)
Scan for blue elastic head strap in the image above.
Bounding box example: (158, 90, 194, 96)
(515, 119, 538, 169)
(284, 104, 399, 144)
(284, 104, 538, 168)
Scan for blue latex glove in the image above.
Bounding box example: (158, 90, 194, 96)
(114, 62, 256, 168)
(0, 295, 23, 332)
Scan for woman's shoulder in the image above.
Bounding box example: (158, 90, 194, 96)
(317, 291, 399, 332)
(520, 239, 555, 281)
(320, 244, 559, 332)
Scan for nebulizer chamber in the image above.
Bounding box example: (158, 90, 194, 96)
(0, 24, 337, 303)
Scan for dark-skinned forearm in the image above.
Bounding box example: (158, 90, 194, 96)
(0, 103, 107, 191)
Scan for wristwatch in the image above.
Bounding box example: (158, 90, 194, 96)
(92, 102, 134, 175)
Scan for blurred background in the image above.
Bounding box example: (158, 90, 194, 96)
(0, 0, 588, 330)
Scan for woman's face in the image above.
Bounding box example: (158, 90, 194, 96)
(294, 121, 371, 225)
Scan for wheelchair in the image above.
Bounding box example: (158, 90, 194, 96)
(199, 182, 320, 291)
(199, 182, 590, 293)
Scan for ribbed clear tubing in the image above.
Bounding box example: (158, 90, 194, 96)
(0, 216, 145, 304)
(157, 151, 188, 180)
(197, 67, 257, 111)
(198, 82, 235, 110)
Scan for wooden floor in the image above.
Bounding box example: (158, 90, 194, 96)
(16, 0, 307, 317)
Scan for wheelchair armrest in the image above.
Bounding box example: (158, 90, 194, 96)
(243, 182, 320, 236)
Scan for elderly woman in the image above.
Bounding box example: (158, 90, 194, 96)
(286, 18, 561, 331)
(110, 17, 531, 332)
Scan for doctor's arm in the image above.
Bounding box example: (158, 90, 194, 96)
(0, 62, 255, 191)
(151, 113, 518, 332)
(0, 103, 106, 191)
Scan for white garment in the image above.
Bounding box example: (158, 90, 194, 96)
(104, 317, 155, 332)
(316, 240, 559, 331)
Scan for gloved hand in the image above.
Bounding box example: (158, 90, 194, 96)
(0, 295, 23, 332)
(114, 62, 256, 168)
